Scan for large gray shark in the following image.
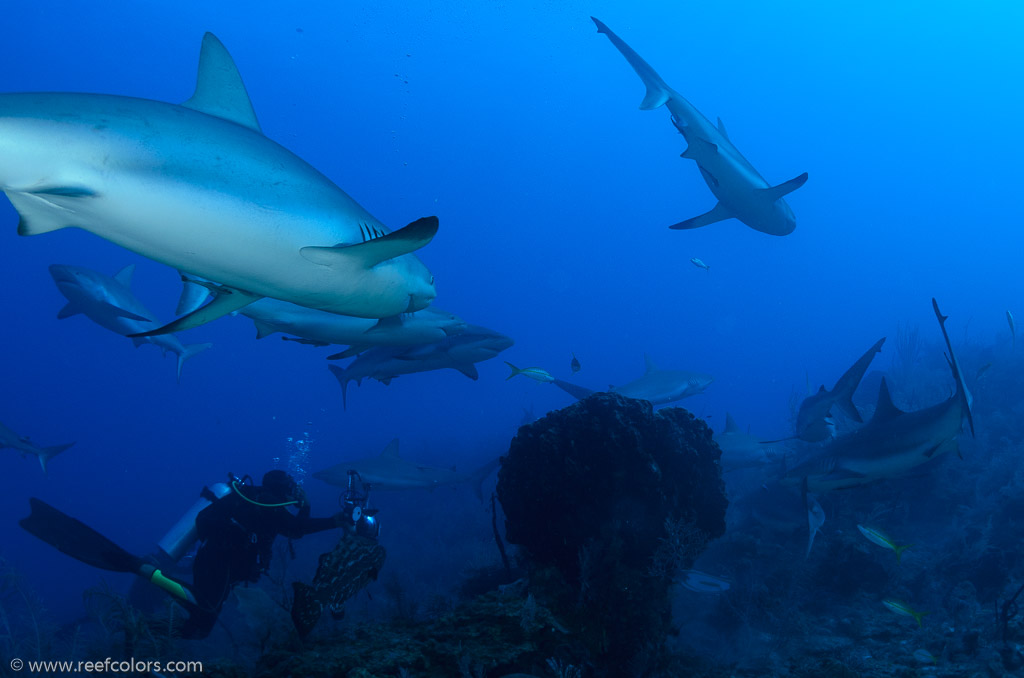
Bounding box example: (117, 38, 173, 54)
(714, 413, 784, 473)
(239, 297, 466, 359)
(0, 421, 74, 473)
(328, 325, 514, 408)
(50, 264, 211, 382)
(313, 439, 499, 500)
(768, 338, 886, 443)
(783, 300, 973, 492)
(49, 266, 209, 383)
(0, 34, 437, 335)
(592, 18, 807, 235)
(552, 354, 712, 406)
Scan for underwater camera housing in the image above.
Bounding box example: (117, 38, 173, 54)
(341, 470, 380, 539)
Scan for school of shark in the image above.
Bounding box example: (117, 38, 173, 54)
(1, 12, 1012, 675)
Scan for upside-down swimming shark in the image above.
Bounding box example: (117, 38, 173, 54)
(553, 354, 712, 406)
(328, 325, 514, 408)
(592, 17, 807, 235)
(783, 300, 974, 492)
(0, 421, 74, 473)
(313, 439, 499, 500)
(50, 264, 211, 381)
(238, 297, 465, 359)
(0, 33, 437, 335)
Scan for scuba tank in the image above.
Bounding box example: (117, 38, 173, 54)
(156, 482, 231, 563)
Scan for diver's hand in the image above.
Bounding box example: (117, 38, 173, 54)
(293, 486, 309, 510)
(332, 511, 352, 531)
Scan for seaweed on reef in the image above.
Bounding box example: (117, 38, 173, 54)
(0, 557, 54, 662)
(82, 582, 175, 660)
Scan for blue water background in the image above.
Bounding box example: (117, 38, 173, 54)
(1, 0, 1021, 623)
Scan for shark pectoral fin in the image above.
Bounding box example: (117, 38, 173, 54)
(454, 363, 480, 380)
(252, 320, 277, 339)
(182, 33, 262, 133)
(757, 172, 809, 204)
(177, 274, 211, 316)
(364, 316, 402, 334)
(926, 438, 959, 460)
(10, 193, 76, 236)
(680, 136, 719, 160)
(669, 202, 732, 231)
(301, 217, 439, 269)
(113, 264, 136, 289)
(129, 287, 260, 337)
(327, 345, 366, 360)
(94, 301, 149, 322)
(56, 302, 83, 319)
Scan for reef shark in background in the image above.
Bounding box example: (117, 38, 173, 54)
(0, 421, 74, 473)
(783, 300, 974, 492)
(328, 325, 514, 408)
(591, 17, 807, 235)
(714, 413, 783, 473)
(50, 264, 211, 381)
(313, 439, 499, 500)
(553, 354, 712, 406)
(0, 33, 437, 336)
(238, 297, 466, 359)
(767, 338, 886, 444)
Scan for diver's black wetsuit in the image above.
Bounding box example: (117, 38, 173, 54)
(179, 486, 339, 639)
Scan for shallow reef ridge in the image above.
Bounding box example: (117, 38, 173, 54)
(498, 392, 728, 674)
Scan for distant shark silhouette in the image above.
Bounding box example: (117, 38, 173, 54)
(50, 264, 211, 382)
(553, 354, 712, 406)
(313, 439, 498, 500)
(0, 33, 437, 336)
(714, 413, 783, 473)
(783, 300, 974, 492)
(0, 421, 74, 473)
(592, 17, 807, 235)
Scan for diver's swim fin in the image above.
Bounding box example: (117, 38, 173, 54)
(20, 498, 199, 607)
(20, 498, 144, 573)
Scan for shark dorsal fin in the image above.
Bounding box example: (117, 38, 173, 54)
(756, 172, 809, 204)
(717, 116, 729, 141)
(644, 353, 658, 374)
(113, 264, 136, 288)
(873, 378, 904, 421)
(183, 33, 262, 133)
(724, 412, 740, 433)
(380, 439, 401, 458)
(817, 385, 827, 394)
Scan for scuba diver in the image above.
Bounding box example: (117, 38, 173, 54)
(20, 470, 376, 639)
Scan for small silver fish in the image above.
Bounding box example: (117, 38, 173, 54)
(679, 570, 730, 593)
(690, 257, 710, 272)
(570, 353, 581, 374)
(1009, 310, 1016, 350)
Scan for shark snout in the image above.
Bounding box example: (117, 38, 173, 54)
(48, 264, 84, 286)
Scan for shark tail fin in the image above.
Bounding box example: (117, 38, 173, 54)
(471, 458, 501, 502)
(176, 343, 213, 383)
(591, 17, 673, 110)
(39, 442, 75, 473)
(932, 299, 974, 437)
(552, 378, 596, 401)
(504, 361, 522, 381)
(328, 364, 350, 410)
(894, 543, 913, 564)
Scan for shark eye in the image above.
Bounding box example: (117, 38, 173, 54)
(430, 276, 435, 286)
